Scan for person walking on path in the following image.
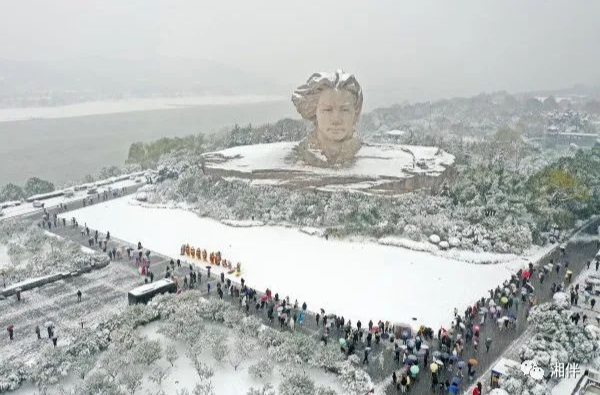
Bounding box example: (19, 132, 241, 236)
(7, 325, 14, 340)
(485, 337, 492, 353)
(596, 259, 599, 271)
(362, 347, 371, 364)
(52, 334, 58, 347)
(35, 325, 41, 340)
(77, 290, 82, 302)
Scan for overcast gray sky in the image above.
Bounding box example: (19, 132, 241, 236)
(2, 0, 599, 104)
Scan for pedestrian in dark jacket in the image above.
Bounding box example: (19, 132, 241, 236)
(77, 290, 82, 302)
(7, 326, 14, 340)
(35, 325, 41, 339)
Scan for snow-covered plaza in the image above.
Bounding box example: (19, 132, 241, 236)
(66, 196, 528, 329)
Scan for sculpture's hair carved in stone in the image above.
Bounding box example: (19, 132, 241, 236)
(292, 70, 363, 122)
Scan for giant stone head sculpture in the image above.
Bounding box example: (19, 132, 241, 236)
(292, 70, 363, 167)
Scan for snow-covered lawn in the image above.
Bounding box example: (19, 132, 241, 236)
(66, 196, 526, 329)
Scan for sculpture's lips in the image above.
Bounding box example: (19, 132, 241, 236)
(328, 128, 346, 132)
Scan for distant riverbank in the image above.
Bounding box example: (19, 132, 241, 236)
(0, 95, 285, 123)
(0, 99, 295, 185)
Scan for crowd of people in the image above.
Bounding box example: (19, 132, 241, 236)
(9, 198, 600, 395)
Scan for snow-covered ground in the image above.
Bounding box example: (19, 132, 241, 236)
(0, 95, 285, 123)
(204, 141, 455, 180)
(66, 196, 527, 329)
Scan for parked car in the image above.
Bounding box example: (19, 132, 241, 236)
(87, 188, 98, 195)
(63, 188, 75, 197)
(32, 200, 44, 208)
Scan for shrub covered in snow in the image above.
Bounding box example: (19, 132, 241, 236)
(519, 299, 598, 374)
(142, 152, 540, 254)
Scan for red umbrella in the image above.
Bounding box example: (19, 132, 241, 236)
(7, 325, 14, 331)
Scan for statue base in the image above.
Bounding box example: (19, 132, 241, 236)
(203, 142, 456, 195)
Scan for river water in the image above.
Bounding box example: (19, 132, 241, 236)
(0, 99, 294, 186)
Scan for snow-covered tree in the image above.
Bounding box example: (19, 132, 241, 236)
(165, 343, 178, 367)
(23, 177, 55, 196)
(520, 295, 598, 372)
(228, 334, 257, 371)
(186, 348, 214, 381)
(133, 338, 162, 366)
(248, 356, 274, 380)
(338, 355, 374, 395)
(210, 337, 228, 363)
(192, 381, 215, 395)
(148, 367, 171, 388)
(119, 366, 144, 395)
(316, 386, 338, 395)
(76, 371, 123, 395)
(246, 383, 276, 395)
(278, 371, 316, 395)
(0, 183, 25, 202)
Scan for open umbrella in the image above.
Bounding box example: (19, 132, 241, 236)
(407, 339, 416, 348)
(432, 351, 442, 358)
(404, 358, 415, 366)
(410, 365, 420, 375)
(417, 349, 427, 356)
(449, 355, 459, 362)
(441, 352, 450, 361)
(435, 359, 444, 366)
(459, 322, 465, 330)
(407, 355, 418, 362)
(430, 363, 439, 373)
(7, 325, 14, 331)
(468, 358, 479, 366)
(508, 312, 517, 319)
(45, 321, 54, 328)
(490, 306, 497, 315)
(479, 307, 488, 314)
(457, 361, 466, 368)
(474, 325, 480, 332)
(401, 330, 411, 340)
(452, 376, 461, 385)
(339, 338, 347, 346)
(500, 296, 509, 305)
(488, 299, 496, 307)
(421, 344, 429, 350)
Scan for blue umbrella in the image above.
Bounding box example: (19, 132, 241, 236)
(452, 376, 461, 385)
(404, 358, 415, 365)
(401, 330, 411, 340)
(407, 355, 418, 362)
(450, 355, 459, 362)
(457, 361, 466, 368)
(432, 351, 442, 358)
(441, 353, 450, 361)
(508, 312, 517, 319)
(449, 384, 460, 394)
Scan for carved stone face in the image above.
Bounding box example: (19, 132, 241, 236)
(315, 89, 357, 143)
